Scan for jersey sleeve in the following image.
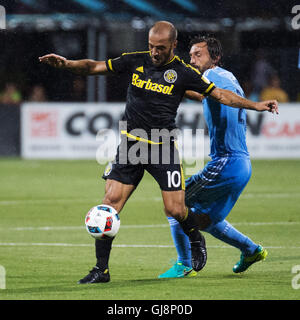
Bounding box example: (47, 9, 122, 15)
(106, 53, 138, 74)
(205, 69, 244, 97)
(185, 68, 216, 96)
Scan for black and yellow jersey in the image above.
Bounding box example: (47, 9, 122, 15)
(106, 51, 215, 138)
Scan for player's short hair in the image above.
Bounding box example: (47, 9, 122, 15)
(150, 21, 178, 42)
(189, 35, 223, 66)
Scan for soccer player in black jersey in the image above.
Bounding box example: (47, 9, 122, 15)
(40, 21, 278, 283)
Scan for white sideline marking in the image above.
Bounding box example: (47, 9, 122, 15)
(0, 192, 299, 206)
(233, 221, 300, 226)
(1, 221, 299, 232)
(0, 242, 299, 249)
(240, 193, 300, 199)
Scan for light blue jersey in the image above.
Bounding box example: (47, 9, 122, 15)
(203, 67, 249, 159)
(164, 65, 260, 274)
(185, 66, 252, 223)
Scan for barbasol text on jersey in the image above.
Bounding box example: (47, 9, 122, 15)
(131, 73, 174, 95)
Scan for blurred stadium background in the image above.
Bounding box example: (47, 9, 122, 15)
(0, 0, 300, 300)
(0, 0, 300, 158)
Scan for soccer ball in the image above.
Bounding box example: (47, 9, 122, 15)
(85, 205, 120, 240)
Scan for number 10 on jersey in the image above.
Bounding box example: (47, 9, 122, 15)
(167, 171, 181, 188)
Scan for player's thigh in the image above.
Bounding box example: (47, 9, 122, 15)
(186, 157, 251, 224)
(102, 138, 145, 187)
(102, 179, 135, 213)
(185, 157, 250, 206)
(146, 141, 185, 192)
(153, 163, 186, 220)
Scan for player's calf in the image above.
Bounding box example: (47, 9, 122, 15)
(178, 209, 207, 271)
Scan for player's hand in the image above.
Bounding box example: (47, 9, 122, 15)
(255, 100, 279, 114)
(39, 53, 68, 69)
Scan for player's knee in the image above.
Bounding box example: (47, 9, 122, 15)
(164, 204, 186, 221)
(102, 193, 122, 211)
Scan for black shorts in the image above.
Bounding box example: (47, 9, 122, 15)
(102, 136, 185, 191)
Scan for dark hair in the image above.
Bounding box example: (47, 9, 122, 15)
(189, 35, 223, 66)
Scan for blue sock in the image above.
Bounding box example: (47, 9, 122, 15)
(167, 217, 191, 267)
(205, 220, 258, 256)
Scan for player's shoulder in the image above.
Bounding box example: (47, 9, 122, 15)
(173, 56, 202, 75)
(205, 67, 236, 81)
(121, 50, 150, 60)
(204, 67, 237, 86)
(108, 50, 150, 73)
(115, 50, 150, 66)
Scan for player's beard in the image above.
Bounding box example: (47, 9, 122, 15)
(191, 63, 203, 73)
(191, 61, 215, 74)
(151, 48, 173, 67)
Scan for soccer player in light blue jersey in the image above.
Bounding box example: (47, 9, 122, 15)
(159, 36, 278, 278)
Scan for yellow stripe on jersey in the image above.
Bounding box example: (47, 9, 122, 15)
(204, 82, 215, 94)
(107, 59, 113, 72)
(181, 165, 185, 190)
(121, 130, 163, 145)
(174, 140, 185, 190)
(175, 56, 215, 95)
(174, 56, 201, 74)
(122, 51, 150, 56)
(163, 55, 176, 66)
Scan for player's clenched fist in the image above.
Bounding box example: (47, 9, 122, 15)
(39, 53, 68, 69)
(255, 100, 279, 114)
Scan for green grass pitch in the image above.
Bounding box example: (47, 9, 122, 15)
(0, 158, 299, 300)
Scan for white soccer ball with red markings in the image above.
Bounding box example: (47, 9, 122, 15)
(85, 205, 120, 239)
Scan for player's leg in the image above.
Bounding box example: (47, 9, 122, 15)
(159, 156, 216, 278)
(102, 177, 136, 213)
(166, 215, 192, 267)
(197, 157, 260, 254)
(158, 206, 194, 278)
(95, 179, 135, 271)
(161, 189, 207, 273)
(189, 157, 267, 272)
(78, 138, 144, 284)
(204, 219, 267, 273)
(162, 156, 253, 275)
(147, 141, 206, 276)
(204, 219, 258, 256)
(161, 190, 192, 272)
(78, 179, 136, 284)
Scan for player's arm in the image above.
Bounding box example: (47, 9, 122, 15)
(39, 53, 110, 75)
(184, 90, 204, 102)
(210, 87, 279, 114)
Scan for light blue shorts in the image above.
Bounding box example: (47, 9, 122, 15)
(185, 156, 251, 224)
